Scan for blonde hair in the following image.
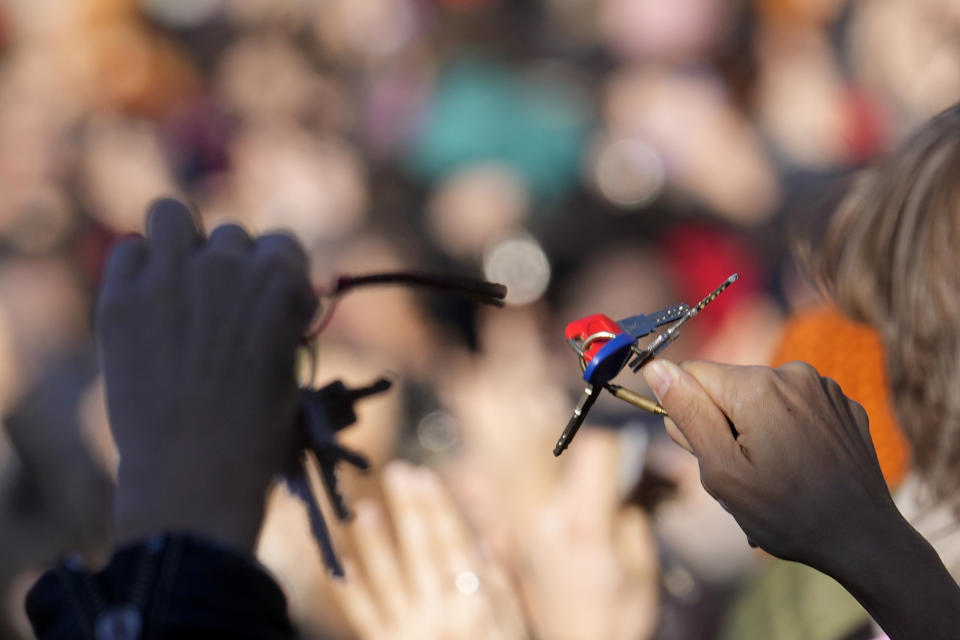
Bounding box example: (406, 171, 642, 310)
(815, 103, 960, 510)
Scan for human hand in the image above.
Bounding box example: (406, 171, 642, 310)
(640, 359, 900, 574)
(437, 308, 570, 561)
(331, 461, 528, 640)
(0, 371, 112, 577)
(516, 430, 659, 640)
(97, 198, 316, 553)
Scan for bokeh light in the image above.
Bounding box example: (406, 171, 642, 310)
(416, 411, 461, 454)
(482, 235, 551, 306)
(590, 137, 665, 209)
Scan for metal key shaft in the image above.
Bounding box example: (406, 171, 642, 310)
(554, 384, 600, 456)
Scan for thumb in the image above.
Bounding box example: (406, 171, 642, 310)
(641, 360, 737, 463)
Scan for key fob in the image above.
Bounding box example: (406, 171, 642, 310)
(565, 314, 622, 363)
(582, 332, 635, 386)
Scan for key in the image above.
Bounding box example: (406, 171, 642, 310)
(617, 303, 690, 339)
(301, 378, 389, 518)
(582, 332, 635, 387)
(629, 273, 739, 372)
(284, 462, 344, 577)
(560, 310, 678, 456)
(553, 384, 600, 456)
(305, 380, 387, 518)
(284, 377, 393, 576)
(606, 382, 668, 416)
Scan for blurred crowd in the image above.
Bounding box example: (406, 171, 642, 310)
(0, 0, 958, 638)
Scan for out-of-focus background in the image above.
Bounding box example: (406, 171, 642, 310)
(0, 0, 956, 638)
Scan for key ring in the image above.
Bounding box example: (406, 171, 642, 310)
(570, 331, 620, 366)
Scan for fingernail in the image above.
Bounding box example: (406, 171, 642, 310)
(642, 360, 674, 401)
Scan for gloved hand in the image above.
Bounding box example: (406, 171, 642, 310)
(98, 198, 316, 554)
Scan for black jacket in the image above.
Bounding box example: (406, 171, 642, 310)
(26, 534, 296, 639)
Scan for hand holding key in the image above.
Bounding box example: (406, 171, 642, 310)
(642, 359, 960, 640)
(641, 359, 893, 566)
(98, 198, 316, 554)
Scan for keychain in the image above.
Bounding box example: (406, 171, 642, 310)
(555, 273, 738, 456)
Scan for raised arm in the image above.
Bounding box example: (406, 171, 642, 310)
(28, 198, 315, 639)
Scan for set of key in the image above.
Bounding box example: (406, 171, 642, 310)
(283, 377, 392, 577)
(554, 273, 738, 456)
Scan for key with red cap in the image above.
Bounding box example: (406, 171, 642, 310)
(564, 313, 621, 359)
(565, 305, 690, 387)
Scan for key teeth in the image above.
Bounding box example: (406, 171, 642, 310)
(310, 441, 369, 522)
(652, 304, 689, 326)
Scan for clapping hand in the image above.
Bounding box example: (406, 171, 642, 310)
(516, 430, 660, 640)
(332, 462, 528, 640)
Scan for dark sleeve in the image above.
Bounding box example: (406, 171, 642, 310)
(26, 534, 297, 640)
